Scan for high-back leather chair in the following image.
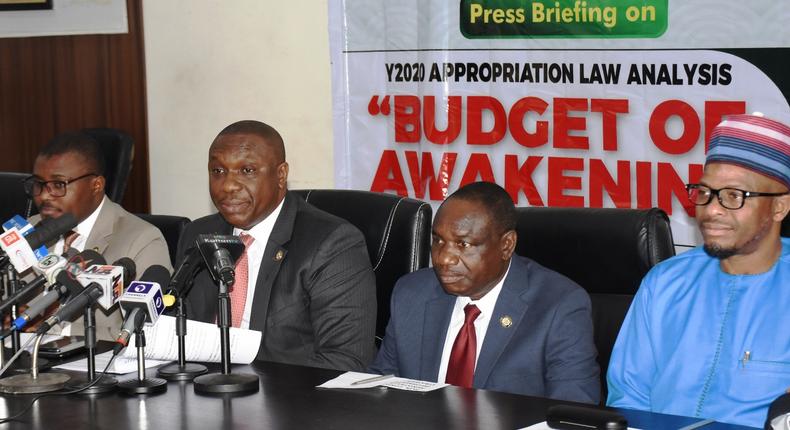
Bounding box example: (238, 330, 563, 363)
(514, 206, 675, 402)
(782, 216, 790, 238)
(83, 128, 134, 203)
(0, 172, 35, 222)
(293, 189, 432, 341)
(136, 213, 191, 267)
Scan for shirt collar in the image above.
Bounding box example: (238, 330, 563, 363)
(232, 196, 285, 241)
(458, 258, 511, 314)
(74, 196, 106, 238)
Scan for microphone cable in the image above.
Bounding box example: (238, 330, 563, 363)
(0, 352, 119, 424)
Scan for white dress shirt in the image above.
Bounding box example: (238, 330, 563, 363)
(53, 196, 106, 255)
(232, 197, 285, 329)
(436, 260, 511, 383)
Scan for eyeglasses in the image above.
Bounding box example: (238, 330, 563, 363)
(685, 183, 789, 210)
(22, 173, 98, 197)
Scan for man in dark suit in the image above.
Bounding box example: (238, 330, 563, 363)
(370, 182, 599, 403)
(179, 120, 377, 371)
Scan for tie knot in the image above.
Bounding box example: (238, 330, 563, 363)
(239, 232, 255, 247)
(63, 230, 79, 250)
(463, 304, 481, 323)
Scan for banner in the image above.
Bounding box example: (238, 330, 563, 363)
(329, 1, 790, 248)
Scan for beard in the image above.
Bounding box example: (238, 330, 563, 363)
(703, 242, 737, 259)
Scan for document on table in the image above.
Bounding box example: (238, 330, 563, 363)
(318, 371, 448, 392)
(54, 315, 262, 374)
(519, 421, 639, 430)
(519, 422, 641, 430)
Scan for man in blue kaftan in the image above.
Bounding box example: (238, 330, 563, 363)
(607, 114, 790, 428)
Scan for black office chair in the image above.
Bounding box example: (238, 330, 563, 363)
(0, 171, 36, 222)
(293, 189, 432, 342)
(782, 215, 789, 238)
(514, 206, 675, 403)
(83, 128, 134, 203)
(136, 213, 191, 267)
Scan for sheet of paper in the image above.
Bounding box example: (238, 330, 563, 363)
(519, 422, 641, 430)
(54, 315, 262, 374)
(53, 351, 169, 374)
(120, 315, 262, 364)
(317, 371, 448, 392)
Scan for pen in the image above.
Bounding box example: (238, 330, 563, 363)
(350, 374, 395, 386)
(677, 418, 715, 430)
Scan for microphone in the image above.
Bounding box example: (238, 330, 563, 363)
(2, 215, 49, 261)
(113, 265, 170, 354)
(36, 283, 103, 335)
(4, 252, 102, 334)
(195, 234, 244, 286)
(76, 258, 137, 310)
(0, 214, 77, 273)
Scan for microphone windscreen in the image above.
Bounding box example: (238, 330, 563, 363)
(25, 213, 78, 249)
(112, 257, 137, 288)
(70, 249, 107, 268)
(138, 265, 171, 286)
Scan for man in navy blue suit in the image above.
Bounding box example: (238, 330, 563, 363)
(370, 181, 599, 403)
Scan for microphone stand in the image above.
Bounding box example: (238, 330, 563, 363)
(157, 278, 207, 381)
(1, 267, 46, 373)
(193, 278, 258, 395)
(0, 333, 70, 393)
(118, 328, 167, 394)
(64, 304, 117, 394)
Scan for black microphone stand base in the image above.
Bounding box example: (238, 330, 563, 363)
(157, 362, 208, 381)
(193, 372, 259, 395)
(0, 372, 70, 394)
(118, 377, 167, 395)
(65, 374, 118, 395)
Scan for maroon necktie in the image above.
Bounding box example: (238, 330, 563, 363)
(62, 230, 79, 254)
(445, 304, 481, 388)
(229, 233, 254, 328)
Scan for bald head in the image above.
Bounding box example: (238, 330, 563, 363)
(212, 120, 285, 164)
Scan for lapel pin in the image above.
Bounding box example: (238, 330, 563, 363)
(274, 250, 284, 261)
(499, 315, 513, 328)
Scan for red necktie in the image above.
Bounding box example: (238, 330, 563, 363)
(229, 233, 254, 328)
(62, 230, 79, 254)
(445, 304, 481, 388)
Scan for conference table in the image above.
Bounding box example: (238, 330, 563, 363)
(0, 360, 760, 429)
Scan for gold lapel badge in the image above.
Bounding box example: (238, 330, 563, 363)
(499, 315, 513, 328)
(274, 250, 284, 261)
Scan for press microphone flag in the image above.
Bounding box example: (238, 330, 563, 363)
(76, 258, 136, 310)
(196, 234, 244, 286)
(0, 214, 77, 273)
(114, 265, 170, 353)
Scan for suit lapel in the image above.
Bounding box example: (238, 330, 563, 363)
(84, 199, 116, 255)
(473, 258, 531, 387)
(248, 193, 295, 337)
(420, 283, 455, 381)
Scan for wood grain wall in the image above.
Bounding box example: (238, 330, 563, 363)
(0, 0, 150, 213)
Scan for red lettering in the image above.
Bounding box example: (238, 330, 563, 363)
(635, 161, 653, 209)
(370, 150, 408, 196)
(394, 95, 421, 143)
(424, 96, 462, 144)
(649, 100, 700, 155)
(554, 98, 589, 150)
(657, 162, 703, 216)
(548, 157, 584, 207)
(405, 151, 457, 200)
(589, 159, 631, 208)
(508, 97, 549, 148)
(460, 153, 496, 186)
(504, 154, 544, 206)
(591, 98, 629, 151)
(467, 96, 507, 145)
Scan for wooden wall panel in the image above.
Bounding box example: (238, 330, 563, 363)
(0, 0, 150, 213)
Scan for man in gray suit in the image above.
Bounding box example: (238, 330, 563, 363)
(25, 131, 172, 340)
(179, 120, 376, 371)
(370, 182, 599, 403)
